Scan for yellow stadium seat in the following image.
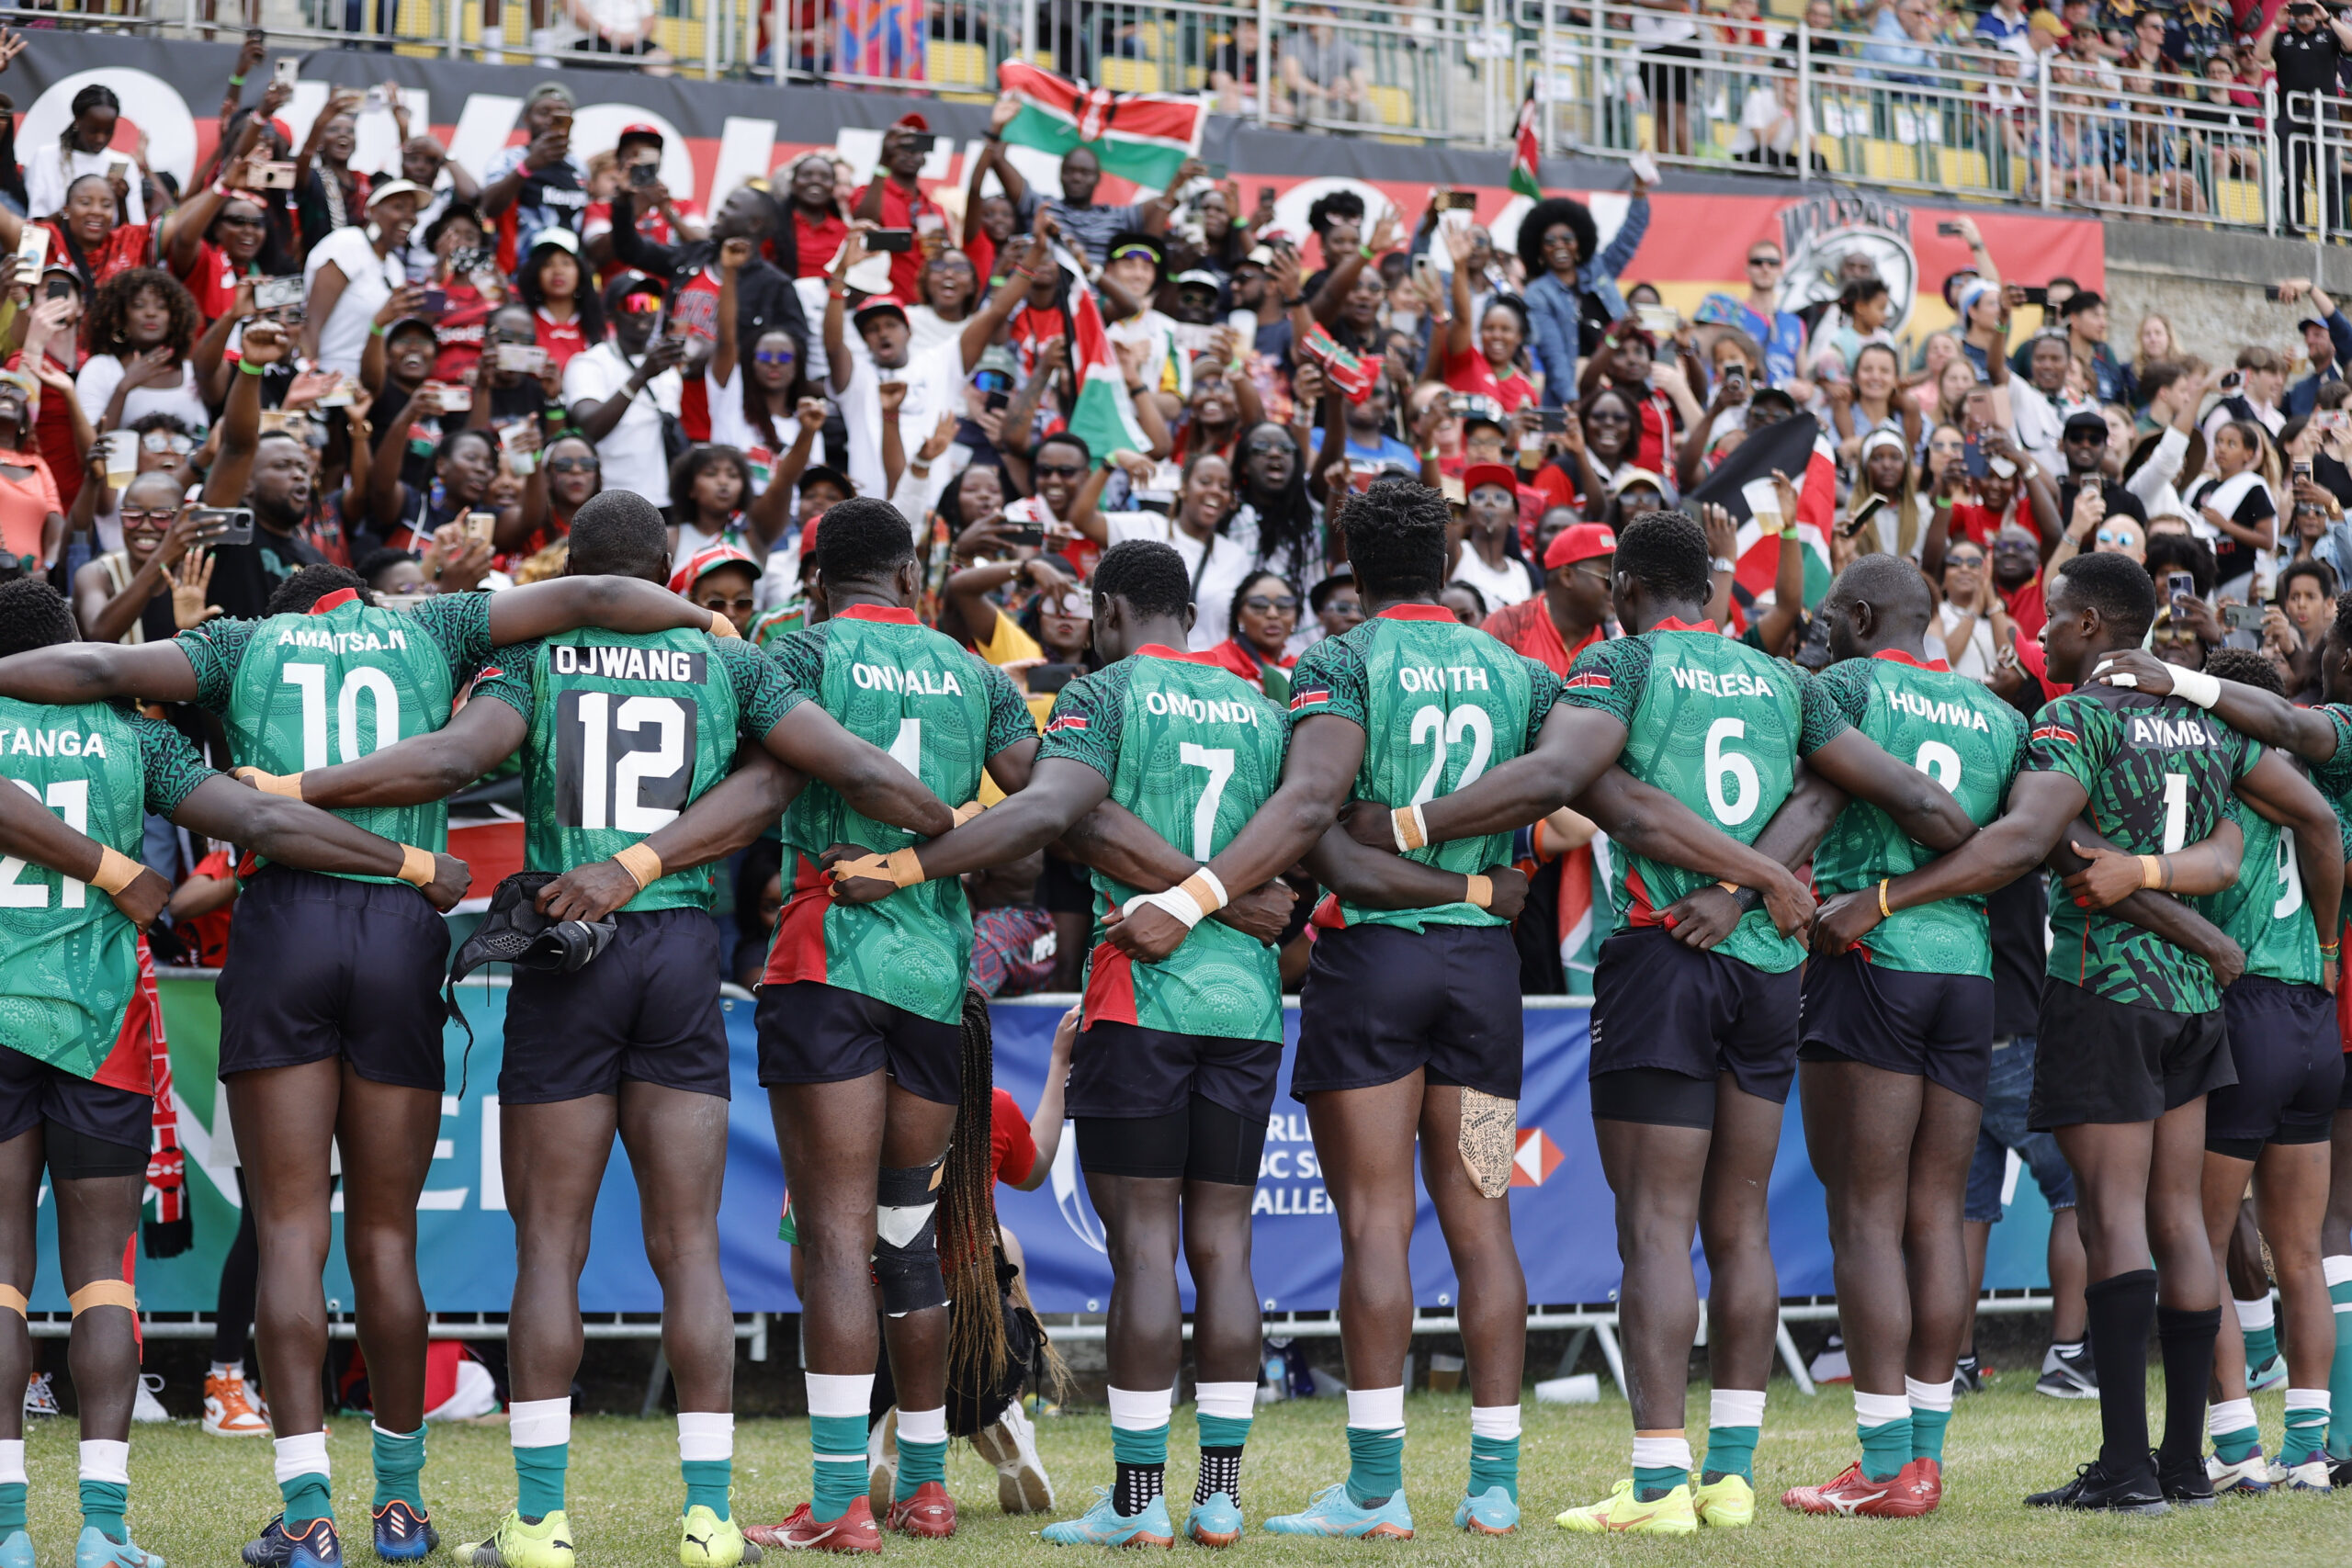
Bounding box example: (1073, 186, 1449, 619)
(1812, 134, 1848, 174)
(2213, 178, 2266, 225)
(1100, 57, 1161, 93)
(1367, 83, 1414, 127)
(931, 39, 989, 87)
(1938, 146, 1990, 191)
(1861, 138, 1921, 182)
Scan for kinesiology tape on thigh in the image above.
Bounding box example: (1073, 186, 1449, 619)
(872, 1157, 948, 1316)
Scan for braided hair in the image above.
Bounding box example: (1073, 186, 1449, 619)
(941, 987, 1010, 1393)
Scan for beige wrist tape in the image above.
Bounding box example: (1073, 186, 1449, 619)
(614, 841, 664, 889)
(68, 1280, 134, 1315)
(92, 846, 143, 896)
(234, 766, 304, 799)
(1392, 804, 1428, 852)
(707, 609, 741, 637)
(952, 800, 986, 827)
(1464, 874, 1493, 909)
(397, 844, 437, 887)
(0, 1284, 24, 1320)
(1176, 869, 1228, 918)
(2139, 854, 2165, 890)
(884, 847, 924, 886)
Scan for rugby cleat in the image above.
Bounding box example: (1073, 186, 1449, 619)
(23, 1375, 58, 1418)
(2205, 1450, 2273, 1495)
(1905, 1458, 1943, 1510)
(1555, 1480, 1697, 1536)
(1261, 1483, 1412, 1540)
(971, 1401, 1054, 1515)
(742, 1499, 879, 1555)
(2246, 1353, 2289, 1393)
(1183, 1494, 1243, 1548)
(1780, 1460, 1936, 1517)
(679, 1505, 759, 1567)
(132, 1374, 169, 1425)
(371, 1502, 437, 1562)
(0, 1529, 31, 1568)
(1453, 1486, 1518, 1534)
(76, 1527, 164, 1568)
(2033, 1344, 2098, 1400)
(243, 1517, 344, 1568)
(456, 1510, 573, 1568)
(2267, 1457, 2333, 1494)
(2154, 1450, 2216, 1507)
(1690, 1472, 1755, 1528)
(1040, 1490, 1173, 1548)
(882, 1482, 956, 1540)
(2023, 1459, 2167, 1515)
(204, 1371, 271, 1437)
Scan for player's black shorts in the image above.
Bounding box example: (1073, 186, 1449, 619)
(2206, 974, 2342, 1156)
(2028, 977, 2234, 1130)
(1293, 921, 1522, 1101)
(1798, 951, 1996, 1103)
(216, 865, 450, 1091)
(503, 908, 731, 1105)
(1589, 926, 1802, 1110)
(1067, 1019, 1280, 1125)
(754, 980, 960, 1106)
(1076, 1096, 1267, 1186)
(0, 1049, 149, 1178)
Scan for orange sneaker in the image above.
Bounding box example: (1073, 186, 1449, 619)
(1781, 1459, 1939, 1518)
(883, 1482, 956, 1539)
(744, 1498, 882, 1554)
(203, 1371, 271, 1437)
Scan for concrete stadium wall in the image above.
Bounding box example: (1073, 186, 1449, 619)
(2102, 223, 2352, 375)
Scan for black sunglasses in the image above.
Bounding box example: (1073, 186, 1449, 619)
(1243, 595, 1300, 614)
(1034, 462, 1085, 478)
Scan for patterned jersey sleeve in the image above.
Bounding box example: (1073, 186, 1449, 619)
(764, 624, 829, 705)
(2313, 705, 2352, 798)
(1515, 653, 1561, 750)
(2231, 729, 2263, 780)
(2023, 692, 2108, 795)
(1799, 660, 1871, 755)
(1035, 666, 1125, 782)
(412, 591, 495, 684)
(172, 617, 259, 713)
(1555, 634, 1651, 728)
(1285, 630, 1369, 732)
(1996, 702, 2030, 803)
(130, 709, 216, 817)
(715, 635, 807, 738)
(979, 659, 1037, 758)
(468, 639, 541, 724)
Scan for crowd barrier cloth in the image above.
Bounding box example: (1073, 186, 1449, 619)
(41, 977, 2056, 1319)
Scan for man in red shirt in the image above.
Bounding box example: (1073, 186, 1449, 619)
(1990, 521, 2048, 640)
(1481, 522, 1615, 674)
(854, 113, 944, 303)
(582, 123, 707, 280)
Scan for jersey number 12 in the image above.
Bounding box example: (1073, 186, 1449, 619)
(556, 691, 698, 833)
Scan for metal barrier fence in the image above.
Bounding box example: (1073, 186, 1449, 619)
(18, 0, 2351, 237)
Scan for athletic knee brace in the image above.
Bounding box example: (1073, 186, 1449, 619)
(872, 1159, 947, 1317)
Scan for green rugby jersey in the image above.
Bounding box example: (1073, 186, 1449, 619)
(2027, 685, 2260, 1013)
(178, 589, 492, 884)
(1037, 645, 1287, 1043)
(1806, 650, 2029, 976)
(471, 629, 803, 914)
(0, 697, 210, 1080)
(1289, 604, 1556, 932)
(2196, 790, 2324, 987)
(1559, 619, 1827, 973)
(763, 605, 1035, 1024)
(2306, 705, 2352, 870)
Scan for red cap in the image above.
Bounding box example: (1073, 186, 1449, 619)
(616, 122, 664, 147)
(892, 111, 932, 131)
(667, 542, 760, 596)
(1544, 523, 1617, 570)
(854, 294, 910, 323)
(1462, 463, 1519, 498)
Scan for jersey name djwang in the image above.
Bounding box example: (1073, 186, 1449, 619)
(1668, 664, 1777, 699)
(1397, 664, 1492, 694)
(550, 644, 707, 683)
(1884, 687, 1994, 731)
(2129, 714, 2216, 749)
(273, 626, 409, 655)
(850, 661, 965, 696)
(0, 727, 108, 759)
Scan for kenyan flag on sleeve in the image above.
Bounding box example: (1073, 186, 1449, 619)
(997, 60, 1204, 190)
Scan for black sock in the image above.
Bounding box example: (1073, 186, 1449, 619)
(2155, 1303, 2222, 1470)
(1115, 1461, 1164, 1517)
(2085, 1270, 2158, 1472)
(1195, 1448, 1242, 1508)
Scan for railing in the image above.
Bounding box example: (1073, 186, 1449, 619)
(2282, 89, 2352, 247)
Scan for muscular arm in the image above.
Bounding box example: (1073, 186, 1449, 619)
(275, 694, 527, 807)
(168, 776, 462, 898)
(0, 775, 170, 922)
(537, 748, 802, 922)
(0, 641, 201, 705)
(1056, 800, 1300, 942)
(891, 756, 1112, 883)
(1303, 821, 1502, 909)
(1193, 716, 1366, 899)
(1882, 770, 2084, 910)
(1803, 728, 1978, 850)
(483, 577, 722, 643)
(754, 703, 954, 839)
(1411, 704, 1631, 841)
(1569, 763, 1826, 921)
(2045, 819, 2244, 975)
(2094, 649, 2340, 764)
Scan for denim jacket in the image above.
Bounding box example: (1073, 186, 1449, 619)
(1522, 195, 1650, 407)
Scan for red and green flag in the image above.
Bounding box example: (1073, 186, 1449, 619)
(1063, 279, 1150, 466)
(996, 60, 1204, 190)
(1509, 88, 1544, 199)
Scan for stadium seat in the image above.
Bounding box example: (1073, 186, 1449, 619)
(1862, 138, 1922, 182)
(1101, 57, 1162, 93)
(2212, 177, 2267, 225)
(931, 39, 989, 88)
(1939, 146, 1991, 193)
(1367, 82, 1415, 129)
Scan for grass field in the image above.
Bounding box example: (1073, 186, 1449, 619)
(22, 1377, 2347, 1566)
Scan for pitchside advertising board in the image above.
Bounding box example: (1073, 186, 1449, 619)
(74, 978, 2056, 1316)
(18, 35, 2099, 344)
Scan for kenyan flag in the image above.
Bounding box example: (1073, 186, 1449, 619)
(997, 60, 1204, 190)
(1509, 87, 1544, 199)
(1063, 279, 1150, 467)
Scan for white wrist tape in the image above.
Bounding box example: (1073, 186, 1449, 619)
(2169, 666, 2222, 709)
(1393, 803, 1429, 853)
(1123, 888, 1205, 929)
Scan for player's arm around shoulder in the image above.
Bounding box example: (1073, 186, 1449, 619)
(2091, 646, 2342, 764)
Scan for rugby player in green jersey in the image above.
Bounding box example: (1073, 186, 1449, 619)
(1109, 488, 1838, 1540)
(733, 500, 1040, 1554)
(2087, 637, 2352, 1491)
(0, 578, 472, 1568)
(1816, 553, 2344, 1514)
(238, 493, 955, 1567)
(832, 540, 1515, 1546)
(0, 493, 733, 1568)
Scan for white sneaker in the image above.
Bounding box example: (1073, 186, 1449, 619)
(2206, 1449, 2273, 1495)
(2268, 1456, 2333, 1493)
(132, 1373, 168, 1424)
(971, 1399, 1053, 1515)
(866, 1405, 898, 1514)
(1807, 1333, 1851, 1385)
(23, 1373, 58, 1417)
(202, 1369, 271, 1437)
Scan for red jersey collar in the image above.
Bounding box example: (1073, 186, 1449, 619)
(308, 588, 361, 615)
(1872, 648, 1950, 672)
(1138, 643, 1220, 664)
(1652, 615, 1718, 634)
(833, 604, 920, 625)
(1374, 603, 1457, 622)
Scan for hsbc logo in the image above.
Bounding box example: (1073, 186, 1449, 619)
(1510, 1128, 1563, 1188)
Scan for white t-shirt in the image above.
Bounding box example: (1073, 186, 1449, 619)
(1934, 599, 1996, 681)
(1450, 547, 1536, 610)
(561, 340, 684, 506)
(25, 145, 144, 227)
(303, 225, 404, 377)
(840, 342, 964, 502)
(1728, 86, 1798, 158)
(904, 304, 966, 363)
(75, 355, 209, 437)
(707, 361, 829, 479)
(1105, 512, 1255, 649)
(2008, 379, 2064, 477)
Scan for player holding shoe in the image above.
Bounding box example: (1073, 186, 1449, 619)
(740, 500, 1039, 1553)
(2086, 645, 2346, 1494)
(1818, 553, 2338, 1515)
(0, 513, 728, 1567)
(0, 578, 473, 1568)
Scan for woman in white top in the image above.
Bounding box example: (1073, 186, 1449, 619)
(74, 268, 209, 442)
(1831, 343, 1921, 471)
(1845, 428, 1933, 561)
(303, 181, 427, 377)
(1091, 451, 1256, 649)
(1453, 467, 1538, 608)
(25, 85, 146, 228)
(903, 250, 980, 362)
(1931, 536, 2008, 680)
